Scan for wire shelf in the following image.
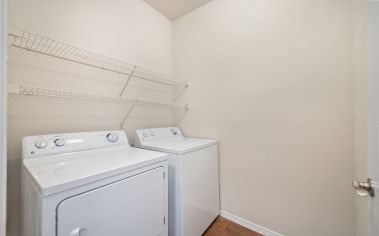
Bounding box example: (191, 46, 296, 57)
(8, 84, 188, 110)
(8, 30, 188, 87)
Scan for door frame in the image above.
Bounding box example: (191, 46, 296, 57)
(0, 0, 6, 234)
(367, 1, 379, 236)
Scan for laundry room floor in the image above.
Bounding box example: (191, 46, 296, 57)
(203, 217, 262, 236)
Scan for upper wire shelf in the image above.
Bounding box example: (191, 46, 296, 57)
(8, 30, 188, 87)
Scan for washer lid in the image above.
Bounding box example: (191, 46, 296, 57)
(23, 145, 167, 196)
(138, 137, 217, 155)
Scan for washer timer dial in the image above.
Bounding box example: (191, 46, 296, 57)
(54, 139, 65, 147)
(106, 133, 119, 143)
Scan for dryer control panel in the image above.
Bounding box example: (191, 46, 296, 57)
(23, 130, 129, 159)
(135, 127, 183, 144)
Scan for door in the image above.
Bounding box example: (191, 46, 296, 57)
(0, 0, 6, 235)
(353, 2, 379, 236)
(367, 2, 379, 235)
(57, 167, 166, 236)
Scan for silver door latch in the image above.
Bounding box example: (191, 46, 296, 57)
(352, 178, 375, 197)
(70, 228, 87, 236)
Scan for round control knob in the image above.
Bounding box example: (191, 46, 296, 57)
(106, 133, 119, 143)
(143, 132, 149, 138)
(149, 130, 155, 136)
(171, 129, 178, 135)
(54, 138, 65, 147)
(34, 139, 48, 149)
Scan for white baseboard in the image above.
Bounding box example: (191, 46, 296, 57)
(220, 210, 284, 236)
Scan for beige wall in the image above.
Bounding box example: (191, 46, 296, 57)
(7, 0, 173, 235)
(173, 0, 356, 235)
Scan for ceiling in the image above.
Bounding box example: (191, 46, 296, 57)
(143, 0, 213, 20)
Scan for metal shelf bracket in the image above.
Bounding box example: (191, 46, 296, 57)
(120, 104, 136, 129)
(119, 66, 137, 97)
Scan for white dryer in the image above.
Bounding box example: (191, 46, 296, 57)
(134, 127, 220, 236)
(22, 130, 168, 236)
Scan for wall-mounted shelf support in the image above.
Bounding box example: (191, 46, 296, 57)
(119, 66, 137, 97)
(120, 104, 136, 129)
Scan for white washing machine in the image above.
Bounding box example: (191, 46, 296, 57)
(22, 130, 168, 236)
(134, 127, 220, 236)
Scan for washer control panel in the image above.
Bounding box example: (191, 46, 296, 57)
(23, 131, 128, 159)
(135, 127, 183, 143)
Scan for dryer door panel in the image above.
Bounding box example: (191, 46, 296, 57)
(57, 167, 166, 236)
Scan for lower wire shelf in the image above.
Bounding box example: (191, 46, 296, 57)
(8, 83, 188, 109)
(8, 83, 189, 128)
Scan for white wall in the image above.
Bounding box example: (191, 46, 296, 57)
(7, 0, 173, 235)
(173, 0, 355, 235)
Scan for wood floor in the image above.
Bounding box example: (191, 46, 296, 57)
(203, 217, 262, 236)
